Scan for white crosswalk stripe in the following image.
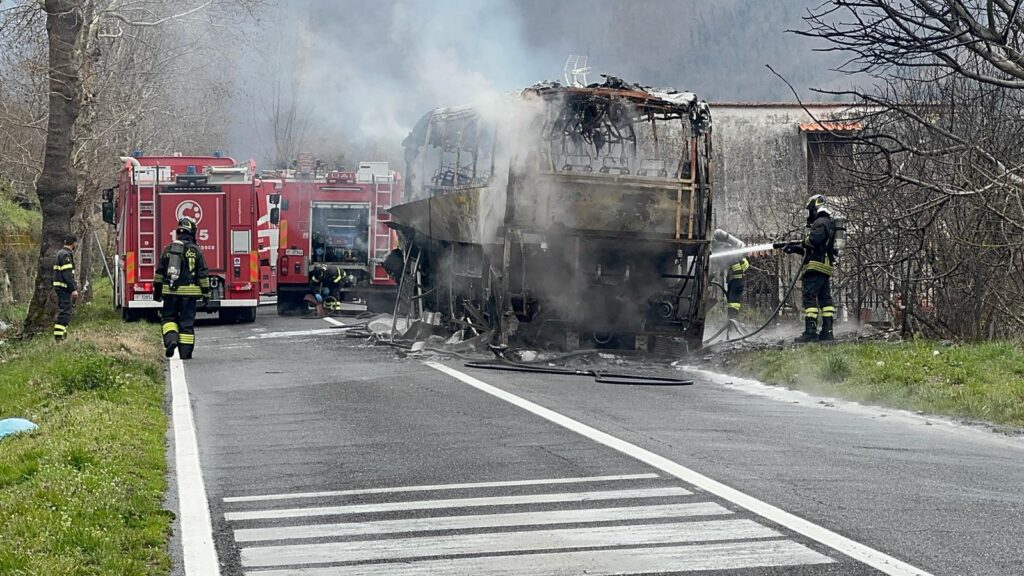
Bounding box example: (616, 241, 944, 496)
(233, 502, 731, 543)
(223, 473, 835, 575)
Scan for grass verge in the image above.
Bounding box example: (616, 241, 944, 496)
(0, 279, 170, 575)
(730, 340, 1024, 428)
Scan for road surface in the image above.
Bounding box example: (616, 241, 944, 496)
(165, 313, 1024, 576)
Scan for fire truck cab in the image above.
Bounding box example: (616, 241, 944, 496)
(273, 161, 401, 315)
(102, 154, 261, 323)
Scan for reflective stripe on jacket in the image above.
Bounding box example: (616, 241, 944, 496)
(53, 247, 76, 290)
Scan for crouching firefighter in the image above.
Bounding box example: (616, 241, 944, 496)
(305, 263, 346, 316)
(154, 218, 210, 359)
(783, 194, 837, 342)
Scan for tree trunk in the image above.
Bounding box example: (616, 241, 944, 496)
(23, 0, 85, 337)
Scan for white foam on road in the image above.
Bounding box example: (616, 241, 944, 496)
(224, 472, 660, 503)
(169, 357, 220, 575)
(245, 540, 832, 576)
(224, 486, 691, 521)
(233, 501, 729, 542)
(246, 327, 350, 340)
(241, 519, 783, 567)
(428, 361, 935, 576)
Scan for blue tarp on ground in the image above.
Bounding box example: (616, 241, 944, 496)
(0, 418, 38, 439)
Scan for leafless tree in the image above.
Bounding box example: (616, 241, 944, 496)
(0, 0, 262, 336)
(254, 78, 314, 169)
(794, 0, 1024, 339)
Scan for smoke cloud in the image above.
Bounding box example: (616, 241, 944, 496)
(228, 0, 847, 167)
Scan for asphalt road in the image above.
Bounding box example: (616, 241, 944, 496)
(167, 312, 1024, 576)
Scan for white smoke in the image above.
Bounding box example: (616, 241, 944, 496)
(230, 0, 548, 167)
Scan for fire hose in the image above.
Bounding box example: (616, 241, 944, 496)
(463, 359, 694, 386)
(700, 249, 803, 350)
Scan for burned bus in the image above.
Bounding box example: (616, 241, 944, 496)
(388, 76, 714, 351)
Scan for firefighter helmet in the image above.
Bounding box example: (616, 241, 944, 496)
(310, 263, 326, 282)
(176, 217, 197, 237)
(806, 194, 827, 222)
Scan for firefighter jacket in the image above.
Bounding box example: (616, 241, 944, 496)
(155, 238, 210, 298)
(309, 265, 346, 293)
(53, 246, 77, 291)
(728, 258, 750, 281)
(797, 213, 837, 276)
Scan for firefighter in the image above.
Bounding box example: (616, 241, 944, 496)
(783, 194, 837, 342)
(726, 256, 749, 320)
(154, 218, 210, 359)
(52, 234, 79, 342)
(306, 263, 346, 316)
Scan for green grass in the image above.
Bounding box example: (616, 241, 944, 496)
(0, 279, 170, 575)
(731, 340, 1024, 427)
(0, 196, 40, 234)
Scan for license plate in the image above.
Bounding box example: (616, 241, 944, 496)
(285, 249, 304, 256)
(135, 294, 153, 301)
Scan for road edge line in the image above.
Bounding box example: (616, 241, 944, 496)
(169, 357, 221, 575)
(425, 361, 933, 576)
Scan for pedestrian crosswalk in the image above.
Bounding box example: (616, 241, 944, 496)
(223, 473, 834, 575)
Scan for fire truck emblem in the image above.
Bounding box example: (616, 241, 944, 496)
(175, 200, 203, 224)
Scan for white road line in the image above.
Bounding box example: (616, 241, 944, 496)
(224, 472, 660, 503)
(245, 539, 832, 576)
(233, 501, 730, 542)
(241, 519, 787, 568)
(428, 361, 935, 576)
(169, 357, 220, 575)
(224, 486, 690, 521)
(322, 317, 346, 327)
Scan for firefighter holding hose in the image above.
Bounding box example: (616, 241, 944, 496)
(782, 194, 837, 342)
(154, 217, 210, 359)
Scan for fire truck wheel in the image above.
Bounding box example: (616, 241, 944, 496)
(121, 307, 140, 322)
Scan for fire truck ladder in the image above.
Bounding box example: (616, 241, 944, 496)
(136, 167, 159, 282)
(372, 174, 394, 282)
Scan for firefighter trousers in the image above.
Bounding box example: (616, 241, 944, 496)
(726, 278, 744, 318)
(161, 296, 198, 359)
(802, 270, 834, 322)
(54, 288, 74, 341)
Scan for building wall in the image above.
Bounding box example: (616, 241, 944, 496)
(710, 103, 855, 239)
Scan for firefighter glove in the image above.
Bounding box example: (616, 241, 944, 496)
(314, 293, 324, 304)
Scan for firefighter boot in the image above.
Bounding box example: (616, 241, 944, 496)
(178, 333, 195, 360)
(818, 317, 835, 341)
(793, 318, 818, 343)
(162, 322, 179, 358)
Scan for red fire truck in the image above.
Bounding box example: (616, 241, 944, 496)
(272, 161, 401, 315)
(101, 154, 261, 322)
